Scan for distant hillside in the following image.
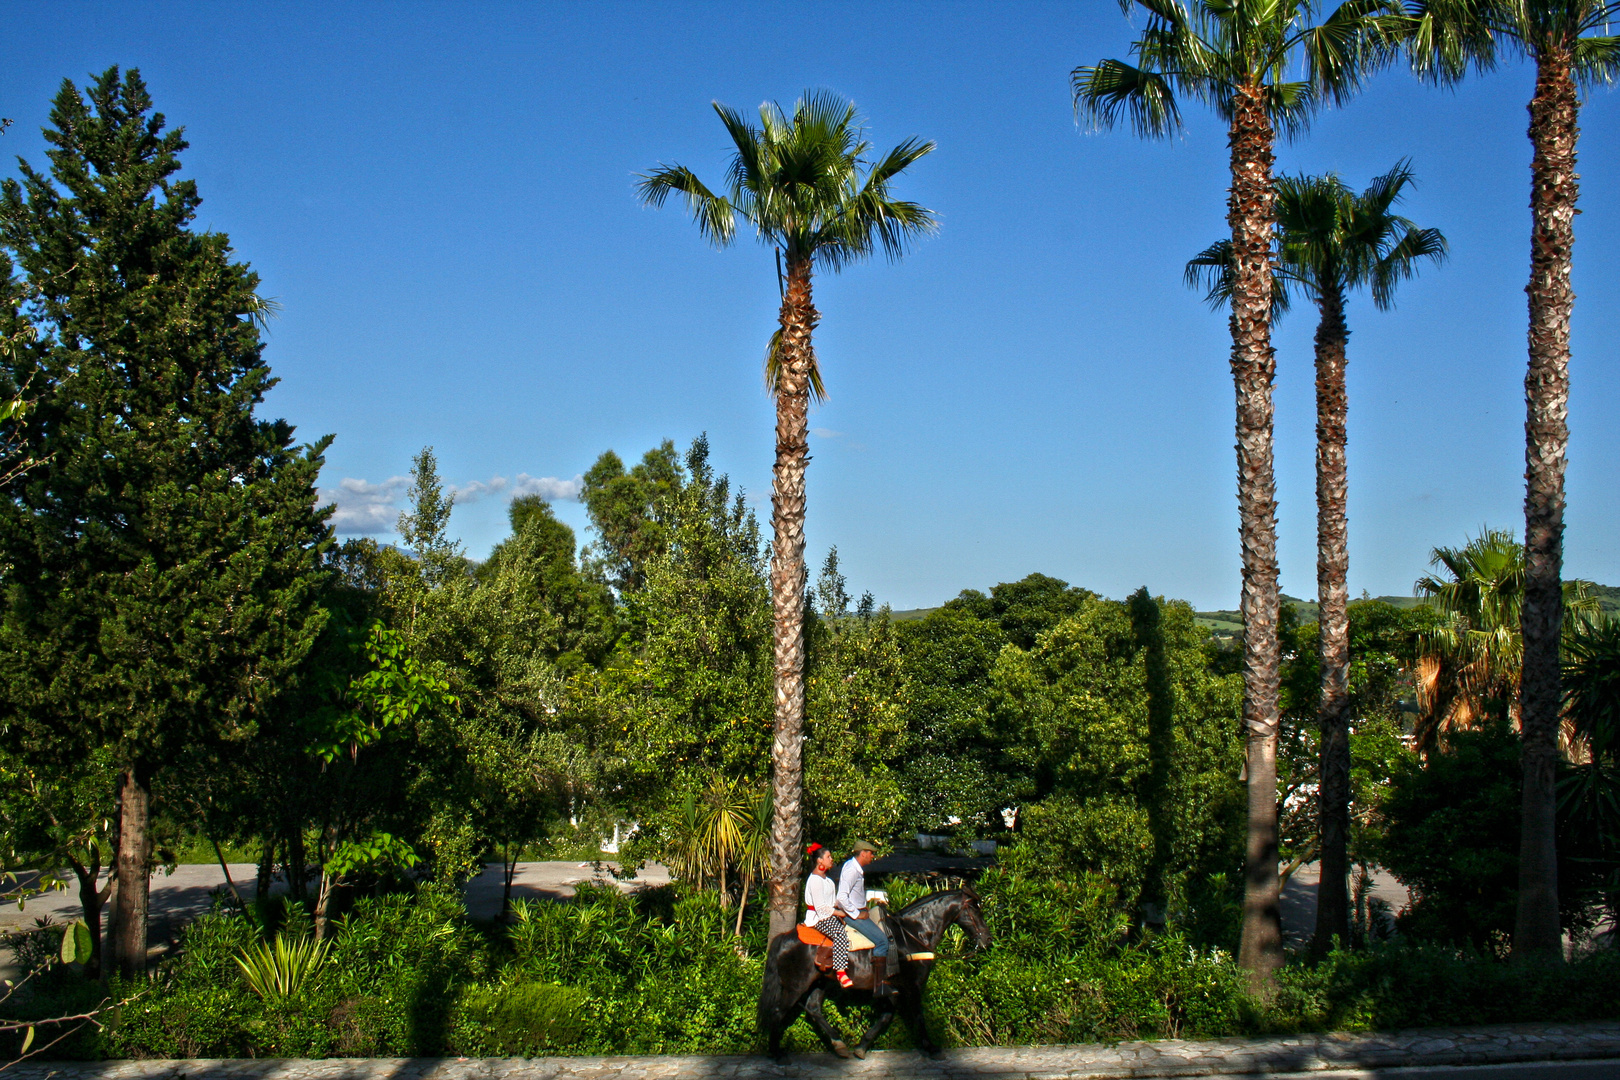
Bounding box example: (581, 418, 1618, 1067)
(1195, 594, 1423, 637)
(883, 585, 1614, 636)
(1196, 585, 1615, 636)
(1589, 583, 1620, 615)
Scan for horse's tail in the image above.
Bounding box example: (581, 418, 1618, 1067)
(758, 931, 787, 1035)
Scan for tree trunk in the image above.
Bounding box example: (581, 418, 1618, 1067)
(256, 834, 276, 906)
(314, 871, 334, 940)
(767, 254, 817, 942)
(1516, 46, 1577, 964)
(502, 845, 517, 921)
(1227, 84, 1284, 996)
(1312, 281, 1353, 957)
(67, 848, 107, 980)
(111, 763, 151, 980)
(285, 826, 307, 905)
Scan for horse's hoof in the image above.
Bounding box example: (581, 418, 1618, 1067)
(831, 1040, 852, 1059)
(852, 1046, 868, 1060)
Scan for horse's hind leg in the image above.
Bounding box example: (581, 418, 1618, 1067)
(853, 996, 896, 1059)
(767, 1004, 800, 1061)
(802, 986, 851, 1058)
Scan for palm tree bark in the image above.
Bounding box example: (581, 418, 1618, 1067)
(1516, 46, 1577, 964)
(1312, 281, 1352, 957)
(1228, 84, 1284, 995)
(767, 255, 817, 941)
(112, 762, 151, 979)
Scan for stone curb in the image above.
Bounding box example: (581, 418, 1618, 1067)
(9, 1022, 1620, 1080)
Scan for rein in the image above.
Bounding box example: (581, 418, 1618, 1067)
(890, 889, 965, 962)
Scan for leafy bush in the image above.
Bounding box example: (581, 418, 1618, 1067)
(21, 868, 1620, 1061)
(452, 982, 587, 1054)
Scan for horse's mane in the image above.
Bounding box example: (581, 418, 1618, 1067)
(895, 887, 966, 916)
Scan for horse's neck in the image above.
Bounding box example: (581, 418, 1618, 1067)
(903, 895, 962, 950)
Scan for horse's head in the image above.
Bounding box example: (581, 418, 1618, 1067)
(955, 885, 991, 952)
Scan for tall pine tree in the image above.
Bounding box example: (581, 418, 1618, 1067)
(0, 68, 333, 976)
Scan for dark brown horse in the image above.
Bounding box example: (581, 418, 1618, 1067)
(758, 888, 991, 1060)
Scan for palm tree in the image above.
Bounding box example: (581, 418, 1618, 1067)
(1191, 161, 1447, 955)
(1403, 0, 1620, 965)
(1076, 0, 1402, 992)
(1414, 528, 1597, 752)
(638, 93, 935, 940)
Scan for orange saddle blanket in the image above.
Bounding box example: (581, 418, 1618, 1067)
(796, 923, 875, 950)
(796, 924, 832, 948)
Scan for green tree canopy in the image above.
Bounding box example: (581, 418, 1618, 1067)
(0, 67, 333, 975)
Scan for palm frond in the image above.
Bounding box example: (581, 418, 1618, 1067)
(1184, 236, 1292, 316)
(635, 165, 738, 248)
(1371, 225, 1448, 308)
(764, 326, 826, 404)
(1072, 59, 1184, 137)
(1572, 33, 1620, 88)
(1265, 80, 1321, 138)
(1300, 0, 1407, 105)
(1404, 0, 1499, 83)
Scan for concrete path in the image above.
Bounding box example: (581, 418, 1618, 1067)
(1278, 865, 1410, 948)
(9, 1023, 1618, 1079)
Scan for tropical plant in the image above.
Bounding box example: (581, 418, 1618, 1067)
(235, 932, 333, 1003)
(1559, 614, 1620, 916)
(1404, 0, 1620, 963)
(638, 90, 936, 939)
(1075, 0, 1403, 993)
(1413, 528, 1597, 752)
(1191, 161, 1448, 955)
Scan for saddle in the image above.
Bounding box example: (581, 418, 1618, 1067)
(796, 923, 876, 951)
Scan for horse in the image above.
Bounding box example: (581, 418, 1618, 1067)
(758, 887, 991, 1060)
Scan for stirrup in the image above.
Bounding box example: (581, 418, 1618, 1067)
(836, 971, 855, 988)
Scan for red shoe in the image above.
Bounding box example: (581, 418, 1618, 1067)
(836, 971, 855, 989)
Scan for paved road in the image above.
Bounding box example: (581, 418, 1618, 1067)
(8, 1023, 1618, 1079)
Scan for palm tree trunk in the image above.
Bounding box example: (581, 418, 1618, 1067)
(111, 762, 151, 979)
(1312, 281, 1352, 957)
(1516, 45, 1577, 964)
(1227, 83, 1284, 995)
(767, 254, 817, 941)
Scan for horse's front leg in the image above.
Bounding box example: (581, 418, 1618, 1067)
(853, 993, 896, 1059)
(802, 985, 852, 1058)
(896, 968, 942, 1058)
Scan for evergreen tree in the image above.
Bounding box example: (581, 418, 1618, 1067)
(0, 68, 332, 976)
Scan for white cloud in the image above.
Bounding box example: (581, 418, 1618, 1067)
(811, 427, 843, 439)
(449, 476, 509, 504)
(318, 471, 583, 535)
(512, 473, 584, 501)
(320, 475, 409, 534)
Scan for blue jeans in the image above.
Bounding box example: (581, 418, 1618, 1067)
(841, 915, 889, 956)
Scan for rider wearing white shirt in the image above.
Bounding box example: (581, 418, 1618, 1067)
(836, 840, 892, 996)
(802, 843, 853, 987)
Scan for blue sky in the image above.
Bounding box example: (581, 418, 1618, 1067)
(6, 2, 1617, 611)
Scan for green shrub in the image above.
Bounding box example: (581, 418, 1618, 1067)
(24, 868, 1620, 1061)
(453, 982, 587, 1054)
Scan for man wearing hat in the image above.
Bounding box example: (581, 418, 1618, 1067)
(836, 840, 891, 995)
